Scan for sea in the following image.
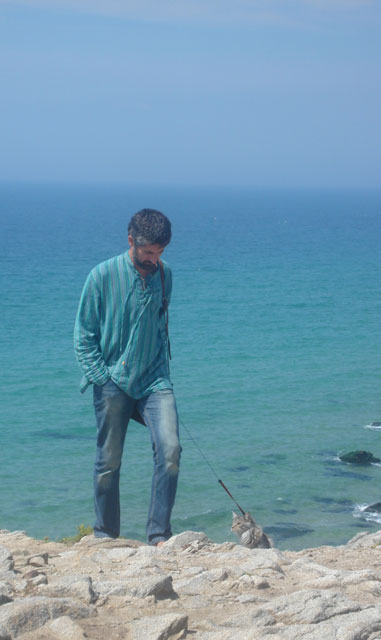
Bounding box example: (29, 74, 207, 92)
(1, 183, 380, 551)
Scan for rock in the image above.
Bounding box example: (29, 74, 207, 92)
(346, 530, 381, 549)
(250, 589, 362, 625)
(0, 596, 93, 638)
(90, 547, 136, 565)
(91, 579, 127, 597)
(256, 607, 381, 640)
(364, 502, 381, 513)
(2, 527, 381, 639)
(129, 575, 176, 600)
(30, 574, 48, 587)
(0, 582, 12, 606)
(27, 554, 48, 567)
(38, 576, 97, 605)
(129, 612, 188, 640)
(48, 615, 87, 640)
(339, 450, 381, 464)
(162, 532, 211, 550)
(0, 547, 14, 576)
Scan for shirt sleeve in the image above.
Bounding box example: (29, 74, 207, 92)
(165, 264, 172, 306)
(73, 271, 110, 389)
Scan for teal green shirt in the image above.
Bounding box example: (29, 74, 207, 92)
(74, 251, 172, 398)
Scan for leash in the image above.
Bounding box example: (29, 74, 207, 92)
(158, 264, 245, 515)
(179, 417, 246, 516)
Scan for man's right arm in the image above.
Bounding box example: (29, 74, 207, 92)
(74, 272, 110, 388)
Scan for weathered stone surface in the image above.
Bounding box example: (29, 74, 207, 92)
(161, 531, 211, 550)
(129, 574, 176, 600)
(251, 589, 363, 625)
(30, 574, 48, 587)
(38, 575, 97, 605)
(129, 613, 188, 640)
(90, 547, 137, 564)
(75, 534, 143, 549)
(254, 606, 381, 639)
(1, 528, 381, 640)
(345, 529, 381, 549)
(48, 615, 87, 640)
(0, 547, 13, 576)
(0, 583, 12, 606)
(27, 554, 48, 568)
(91, 580, 127, 597)
(0, 596, 93, 638)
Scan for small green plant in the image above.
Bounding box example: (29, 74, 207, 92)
(60, 524, 93, 544)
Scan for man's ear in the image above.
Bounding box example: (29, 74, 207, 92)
(128, 235, 134, 248)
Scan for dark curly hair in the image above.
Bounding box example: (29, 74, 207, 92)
(128, 209, 172, 247)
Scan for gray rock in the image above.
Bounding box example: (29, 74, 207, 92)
(75, 534, 142, 549)
(222, 546, 286, 576)
(250, 589, 363, 626)
(0, 547, 13, 576)
(30, 574, 48, 587)
(173, 568, 229, 596)
(91, 546, 136, 565)
(339, 450, 380, 464)
(129, 575, 176, 600)
(364, 502, 381, 514)
(38, 575, 97, 604)
(256, 606, 381, 640)
(346, 530, 381, 549)
(129, 612, 188, 640)
(92, 580, 127, 597)
(162, 531, 211, 550)
(48, 615, 87, 640)
(0, 582, 13, 606)
(27, 553, 48, 567)
(0, 596, 93, 638)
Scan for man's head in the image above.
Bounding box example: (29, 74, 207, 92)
(128, 208, 171, 275)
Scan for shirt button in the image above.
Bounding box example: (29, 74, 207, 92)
(122, 361, 125, 365)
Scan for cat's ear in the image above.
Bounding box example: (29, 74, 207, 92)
(232, 511, 237, 517)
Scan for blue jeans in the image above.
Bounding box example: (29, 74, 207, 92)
(93, 380, 181, 544)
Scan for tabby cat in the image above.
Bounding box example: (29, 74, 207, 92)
(231, 511, 272, 549)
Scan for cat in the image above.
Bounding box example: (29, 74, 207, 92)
(231, 511, 273, 549)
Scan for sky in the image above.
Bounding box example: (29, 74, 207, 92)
(0, 0, 380, 188)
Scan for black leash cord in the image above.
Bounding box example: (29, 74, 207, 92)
(179, 417, 246, 517)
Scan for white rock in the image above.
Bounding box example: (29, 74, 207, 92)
(92, 547, 136, 564)
(345, 530, 381, 549)
(161, 531, 211, 551)
(0, 547, 13, 574)
(0, 596, 93, 638)
(38, 576, 97, 605)
(250, 589, 362, 625)
(92, 579, 127, 597)
(48, 615, 87, 640)
(129, 574, 176, 600)
(27, 554, 48, 568)
(129, 612, 188, 640)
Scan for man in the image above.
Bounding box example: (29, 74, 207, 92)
(74, 208, 180, 545)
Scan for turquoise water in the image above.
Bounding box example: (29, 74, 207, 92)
(1, 184, 380, 550)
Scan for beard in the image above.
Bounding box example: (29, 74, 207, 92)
(132, 247, 158, 274)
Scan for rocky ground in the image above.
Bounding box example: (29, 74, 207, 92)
(1, 527, 381, 639)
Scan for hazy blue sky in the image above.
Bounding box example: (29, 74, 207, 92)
(1, 0, 380, 187)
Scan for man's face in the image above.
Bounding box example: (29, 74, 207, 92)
(128, 237, 166, 274)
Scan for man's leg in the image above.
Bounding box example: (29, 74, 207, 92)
(138, 389, 181, 545)
(93, 380, 134, 538)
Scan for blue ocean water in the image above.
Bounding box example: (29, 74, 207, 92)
(1, 183, 380, 550)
